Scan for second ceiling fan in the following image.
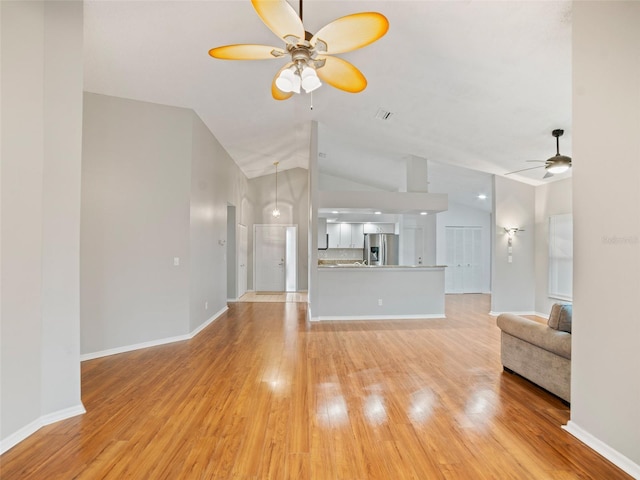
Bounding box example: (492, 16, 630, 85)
(506, 129, 572, 179)
(209, 0, 389, 100)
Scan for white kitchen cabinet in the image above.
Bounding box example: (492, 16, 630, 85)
(350, 223, 364, 248)
(338, 223, 364, 248)
(327, 223, 340, 248)
(363, 223, 396, 234)
(327, 223, 365, 248)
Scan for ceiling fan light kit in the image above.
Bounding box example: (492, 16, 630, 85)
(209, 0, 389, 100)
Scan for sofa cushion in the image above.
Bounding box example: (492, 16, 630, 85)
(548, 303, 572, 333)
(497, 313, 571, 359)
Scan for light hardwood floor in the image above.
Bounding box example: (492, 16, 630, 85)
(0, 295, 631, 479)
(236, 291, 308, 303)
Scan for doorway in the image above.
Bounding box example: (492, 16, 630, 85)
(237, 224, 248, 298)
(254, 224, 297, 293)
(226, 205, 237, 300)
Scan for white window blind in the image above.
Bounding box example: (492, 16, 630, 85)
(548, 213, 573, 301)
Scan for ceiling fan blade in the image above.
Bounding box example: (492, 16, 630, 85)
(316, 56, 367, 93)
(525, 160, 546, 163)
(311, 12, 389, 54)
(272, 63, 295, 101)
(251, 0, 304, 44)
(505, 165, 545, 175)
(209, 44, 285, 60)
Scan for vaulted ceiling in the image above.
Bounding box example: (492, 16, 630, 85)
(84, 0, 572, 186)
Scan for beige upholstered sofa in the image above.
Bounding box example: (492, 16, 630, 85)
(496, 304, 572, 403)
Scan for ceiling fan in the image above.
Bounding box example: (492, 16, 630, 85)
(208, 0, 389, 100)
(506, 129, 572, 179)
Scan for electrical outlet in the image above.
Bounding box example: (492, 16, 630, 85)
(508, 255, 513, 263)
(173, 257, 180, 266)
(378, 299, 383, 306)
(205, 301, 208, 310)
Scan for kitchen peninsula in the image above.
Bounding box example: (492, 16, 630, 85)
(314, 264, 446, 320)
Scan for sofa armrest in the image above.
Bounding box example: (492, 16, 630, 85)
(497, 313, 571, 359)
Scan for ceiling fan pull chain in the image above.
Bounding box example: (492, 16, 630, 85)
(310, 91, 313, 111)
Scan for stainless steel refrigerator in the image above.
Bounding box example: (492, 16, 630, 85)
(364, 233, 400, 266)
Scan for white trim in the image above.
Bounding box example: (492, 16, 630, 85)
(489, 310, 537, 317)
(1, 404, 85, 455)
(190, 306, 228, 337)
(311, 314, 446, 322)
(563, 421, 640, 479)
(81, 306, 228, 362)
(549, 294, 573, 302)
(534, 311, 550, 319)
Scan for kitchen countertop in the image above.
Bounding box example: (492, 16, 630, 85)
(318, 264, 446, 269)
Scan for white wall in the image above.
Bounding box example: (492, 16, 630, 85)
(319, 172, 383, 191)
(567, 2, 640, 475)
(436, 202, 492, 293)
(189, 113, 251, 329)
(248, 168, 309, 290)
(491, 176, 535, 314)
(534, 178, 572, 316)
(1, 0, 84, 452)
(81, 94, 252, 356)
(81, 94, 192, 354)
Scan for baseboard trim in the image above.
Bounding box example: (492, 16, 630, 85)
(81, 306, 228, 362)
(489, 310, 537, 317)
(563, 421, 640, 479)
(1, 404, 85, 455)
(311, 313, 446, 322)
(190, 306, 228, 337)
(534, 311, 550, 319)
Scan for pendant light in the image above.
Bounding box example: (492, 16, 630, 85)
(272, 161, 281, 218)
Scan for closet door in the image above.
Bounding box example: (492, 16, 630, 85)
(445, 226, 483, 293)
(446, 227, 464, 293)
(462, 227, 483, 293)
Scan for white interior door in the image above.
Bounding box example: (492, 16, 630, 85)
(254, 225, 286, 292)
(463, 227, 483, 293)
(446, 227, 463, 293)
(237, 224, 248, 298)
(445, 226, 482, 293)
(401, 226, 424, 265)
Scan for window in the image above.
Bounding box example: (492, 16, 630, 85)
(548, 213, 573, 301)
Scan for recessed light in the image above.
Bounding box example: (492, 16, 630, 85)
(374, 211, 382, 215)
(478, 194, 487, 200)
(331, 211, 339, 214)
(420, 212, 428, 215)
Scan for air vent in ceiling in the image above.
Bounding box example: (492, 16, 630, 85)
(374, 108, 393, 121)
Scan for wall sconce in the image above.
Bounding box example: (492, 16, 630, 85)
(504, 227, 523, 242)
(503, 227, 524, 263)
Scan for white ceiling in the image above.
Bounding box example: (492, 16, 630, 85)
(84, 0, 572, 186)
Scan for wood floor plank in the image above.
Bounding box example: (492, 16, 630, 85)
(0, 295, 633, 479)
